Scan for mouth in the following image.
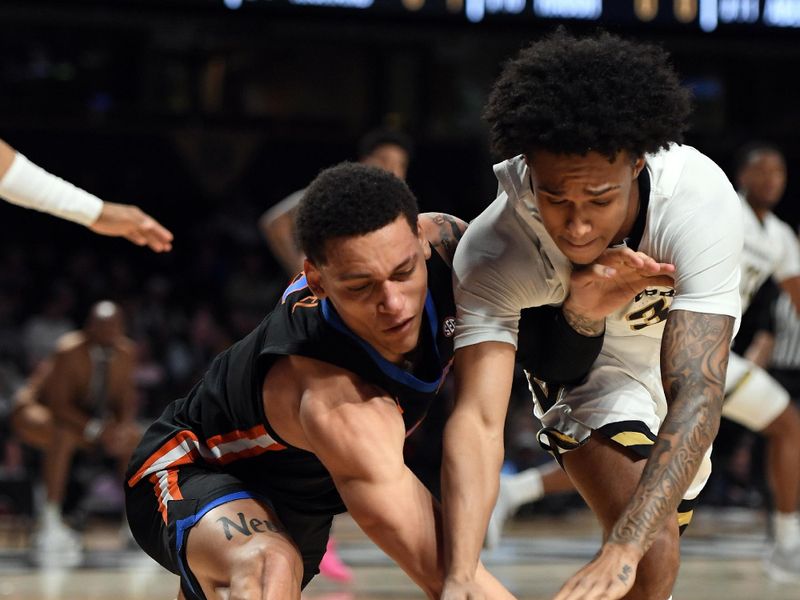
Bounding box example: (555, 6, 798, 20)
(384, 315, 415, 335)
(561, 238, 597, 250)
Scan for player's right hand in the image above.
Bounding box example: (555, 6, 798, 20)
(566, 246, 675, 322)
(90, 201, 173, 252)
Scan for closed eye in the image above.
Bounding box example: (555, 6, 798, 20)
(393, 266, 416, 280)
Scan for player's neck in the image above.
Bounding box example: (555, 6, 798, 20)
(746, 197, 771, 223)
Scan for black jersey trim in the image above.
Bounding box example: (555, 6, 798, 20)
(320, 291, 444, 393)
(624, 166, 651, 251)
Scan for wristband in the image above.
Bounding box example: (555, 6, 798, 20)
(0, 152, 103, 226)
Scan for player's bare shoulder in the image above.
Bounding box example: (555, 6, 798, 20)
(264, 355, 393, 451)
(419, 212, 468, 266)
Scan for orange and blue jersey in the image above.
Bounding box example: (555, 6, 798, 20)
(126, 250, 457, 517)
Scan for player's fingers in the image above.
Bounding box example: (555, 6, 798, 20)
(139, 217, 174, 252)
(126, 231, 148, 247)
(655, 262, 676, 273)
(552, 575, 585, 600)
(572, 264, 617, 285)
(639, 274, 674, 288)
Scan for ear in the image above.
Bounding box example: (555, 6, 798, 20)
(303, 258, 327, 299)
(632, 156, 646, 179)
(417, 218, 432, 260)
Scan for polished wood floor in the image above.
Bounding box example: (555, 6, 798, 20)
(1, 507, 796, 599)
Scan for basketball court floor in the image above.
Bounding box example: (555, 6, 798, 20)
(1, 506, 797, 599)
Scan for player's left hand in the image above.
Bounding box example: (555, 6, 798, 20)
(567, 246, 675, 322)
(551, 542, 640, 600)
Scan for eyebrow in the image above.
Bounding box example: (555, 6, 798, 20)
(538, 184, 621, 197)
(338, 254, 416, 281)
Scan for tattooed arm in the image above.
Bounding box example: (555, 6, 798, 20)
(419, 212, 468, 267)
(552, 309, 734, 600)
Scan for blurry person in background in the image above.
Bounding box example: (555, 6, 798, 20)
(11, 301, 141, 567)
(259, 128, 413, 278)
(0, 139, 173, 252)
(721, 142, 800, 581)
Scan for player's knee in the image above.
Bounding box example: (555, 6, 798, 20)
(230, 540, 303, 593)
(633, 525, 679, 599)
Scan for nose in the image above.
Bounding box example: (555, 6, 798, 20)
(565, 206, 592, 238)
(378, 281, 405, 315)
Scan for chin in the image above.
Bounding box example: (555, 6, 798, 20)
(559, 246, 600, 266)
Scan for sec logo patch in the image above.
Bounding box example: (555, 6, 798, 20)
(442, 317, 456, 338)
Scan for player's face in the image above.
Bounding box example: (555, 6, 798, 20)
(528, 150, 644, 265)
(307, 216, 429, 365)
(739, 151, 786, 210)
(361, 144, 410, 181)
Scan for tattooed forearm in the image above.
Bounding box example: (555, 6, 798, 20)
(561, 305, 605, 337)
(607, 310, 734, 552)
(426, 212, 467, 265)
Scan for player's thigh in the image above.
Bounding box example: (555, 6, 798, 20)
(561, 432, 647, 532)
(186, 497, 303, 593)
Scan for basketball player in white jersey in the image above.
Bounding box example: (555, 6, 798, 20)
(721, 142, 800, 580)
(486, 142, 800, 582)
(441, 31, 741, 600)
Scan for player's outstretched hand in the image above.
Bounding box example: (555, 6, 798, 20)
(551, 543, 640, 600)
(441, 576, 486, 600)
(567, 246, 675, 322)
(90, 201, 174, 252)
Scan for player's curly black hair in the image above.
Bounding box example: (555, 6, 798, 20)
(484, 29, 692, 160)
(296, 162, 419, 265)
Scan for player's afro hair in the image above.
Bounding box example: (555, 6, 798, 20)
(484, 29, 692, 160)
(296, 162, 419, 265)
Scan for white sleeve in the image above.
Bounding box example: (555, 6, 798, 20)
(663, 157, 743, 319)
(774, 220, 800, 282)
(0, 152, 103, 226)
(452, 203, 564, 350)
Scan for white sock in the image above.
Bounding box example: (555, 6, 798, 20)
(42, 502, 63, 529)
(773, 511, 800, 551)
(505, 468, 545, 509)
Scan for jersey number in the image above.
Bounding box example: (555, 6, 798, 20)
(627, 297, 670, 331)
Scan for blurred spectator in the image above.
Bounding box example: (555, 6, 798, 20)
(11, 301, 140, 567)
